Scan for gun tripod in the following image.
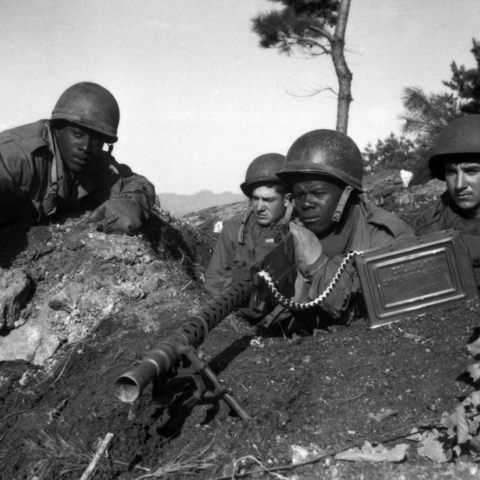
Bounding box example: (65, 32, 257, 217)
(151, 345, 252, 423)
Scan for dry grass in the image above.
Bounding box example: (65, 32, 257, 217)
(134, 441, 217, 479)
(25, 430, 111, 480)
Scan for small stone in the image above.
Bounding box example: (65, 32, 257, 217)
(14, 317, 27, 328)
(49, 283, 82, 313)
(278, 410, 291, 426)
(141, 273, 165, 294)
(66, 237, 85, 251)
(0, 268, 32, 329)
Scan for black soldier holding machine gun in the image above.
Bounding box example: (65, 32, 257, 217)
(114, 150, 326, 420)
(114, 129, 442, 419)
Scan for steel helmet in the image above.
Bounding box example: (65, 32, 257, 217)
(277, 129, 363, 192)
(429, 115, 480, 180)
(240, 153, 286, 197)
(51, 82, 120, 143)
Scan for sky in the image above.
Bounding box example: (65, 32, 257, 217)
(0, 0, 478, 195)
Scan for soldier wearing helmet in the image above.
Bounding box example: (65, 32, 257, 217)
(0, 82, 155, 234)
(415, 115, 480, 265)
(277, 129, 413, 326)
(204, 154, 292, 302)
(204, 153, 324, 324)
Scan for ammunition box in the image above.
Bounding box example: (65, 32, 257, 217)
(354, 230, 478, 328)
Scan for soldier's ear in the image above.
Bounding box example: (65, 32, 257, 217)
(284, 193, 292, 205)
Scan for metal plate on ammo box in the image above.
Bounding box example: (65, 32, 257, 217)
(354, 229, 478, 328)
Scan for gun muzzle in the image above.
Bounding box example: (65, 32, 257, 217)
(114, 280, 252, 403)
(114, 339, 184, 403)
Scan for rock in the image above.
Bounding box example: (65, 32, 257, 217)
(363, 169, 410, 201)
(115, 283, 145, 300)
(66, 237, 84, 251)
(141, 273, 165, 294)
(0, 305, 60, 365)
(48, 283, 82, 313)
(291, 444, 326, 465)
(392, 178, 445, 205)
(0, 268, 31, 329)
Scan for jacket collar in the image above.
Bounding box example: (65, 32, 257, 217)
(46, 124, 97, 201)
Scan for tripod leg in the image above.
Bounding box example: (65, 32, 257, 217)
(202, 366, 252, 422)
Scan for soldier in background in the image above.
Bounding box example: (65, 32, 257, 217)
(0, 82, 156, 234)
(204, 153, 323, 323)
(204, 154, 292, 320)
(276, 129, 414, 327)
(415, 115, 480, 266)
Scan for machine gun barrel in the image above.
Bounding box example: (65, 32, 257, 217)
(114, 279, 252, 403)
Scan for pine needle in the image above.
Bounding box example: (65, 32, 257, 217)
(134, 441, 217, 479)
(25, 430, 111, 480)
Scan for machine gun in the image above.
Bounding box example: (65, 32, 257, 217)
(114, 225, 296, 422)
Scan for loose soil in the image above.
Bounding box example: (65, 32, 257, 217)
(1, 198, 480, 479)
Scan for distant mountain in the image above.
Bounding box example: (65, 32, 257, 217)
(158, 189, 245, 217)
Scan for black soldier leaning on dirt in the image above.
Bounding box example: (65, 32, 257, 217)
(415, 115, 480, 266)
(204, 153, 322, 322)
(0, 82, 156, 234)
(276, 129, 414, 328)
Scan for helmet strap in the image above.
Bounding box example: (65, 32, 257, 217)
(108, 144, 114, 155)
(332, 186, 353, 222)
(283, 200, 293, 224)
(238, 206, 254, 245)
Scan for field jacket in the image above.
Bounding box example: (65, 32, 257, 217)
(414, 191, 480, 266)
(0, 120, 156, 224)
(204, 207, 299, 317)
(300, 201, 414, 322)
(204, 208, 292, 295)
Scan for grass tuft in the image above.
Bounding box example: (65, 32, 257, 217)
(134, 441, 217, 479)
(25, 430, 111, 480)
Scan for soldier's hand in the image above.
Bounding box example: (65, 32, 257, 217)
(289, 222, 324, 278)
(86, 197, 142, 235)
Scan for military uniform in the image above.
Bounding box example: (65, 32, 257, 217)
(277, 129, 415, 328)
(204, 208, 295, 318)
(0, 120, 155, 224)
(301, 200, 414, 322)
(415, 192, 480, 266)
(412, 115, 480, 267)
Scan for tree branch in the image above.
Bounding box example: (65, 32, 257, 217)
(307, 24, 333, 42)
(287, 86, 338, 98)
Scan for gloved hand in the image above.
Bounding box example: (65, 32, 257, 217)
(289, 222, 324, 278)
(86, 197, 142, 235)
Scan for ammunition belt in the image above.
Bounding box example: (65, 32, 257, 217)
(258, 250, 363, 310)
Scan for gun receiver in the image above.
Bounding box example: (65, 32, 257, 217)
(114, 227, 295, 421)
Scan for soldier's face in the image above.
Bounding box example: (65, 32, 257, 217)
(251, 185, 289, 226)
(445, 159, 480, 219)
(292, 175, 344, 236)
(54, 124, 104, 173)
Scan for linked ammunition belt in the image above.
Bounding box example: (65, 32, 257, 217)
(258, 251, 363, 310)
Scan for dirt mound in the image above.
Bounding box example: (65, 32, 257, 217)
(1, 183, 480, 480)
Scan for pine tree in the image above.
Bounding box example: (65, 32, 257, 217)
(252, 0, 353, 133)
(443, 38, 480, 114)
